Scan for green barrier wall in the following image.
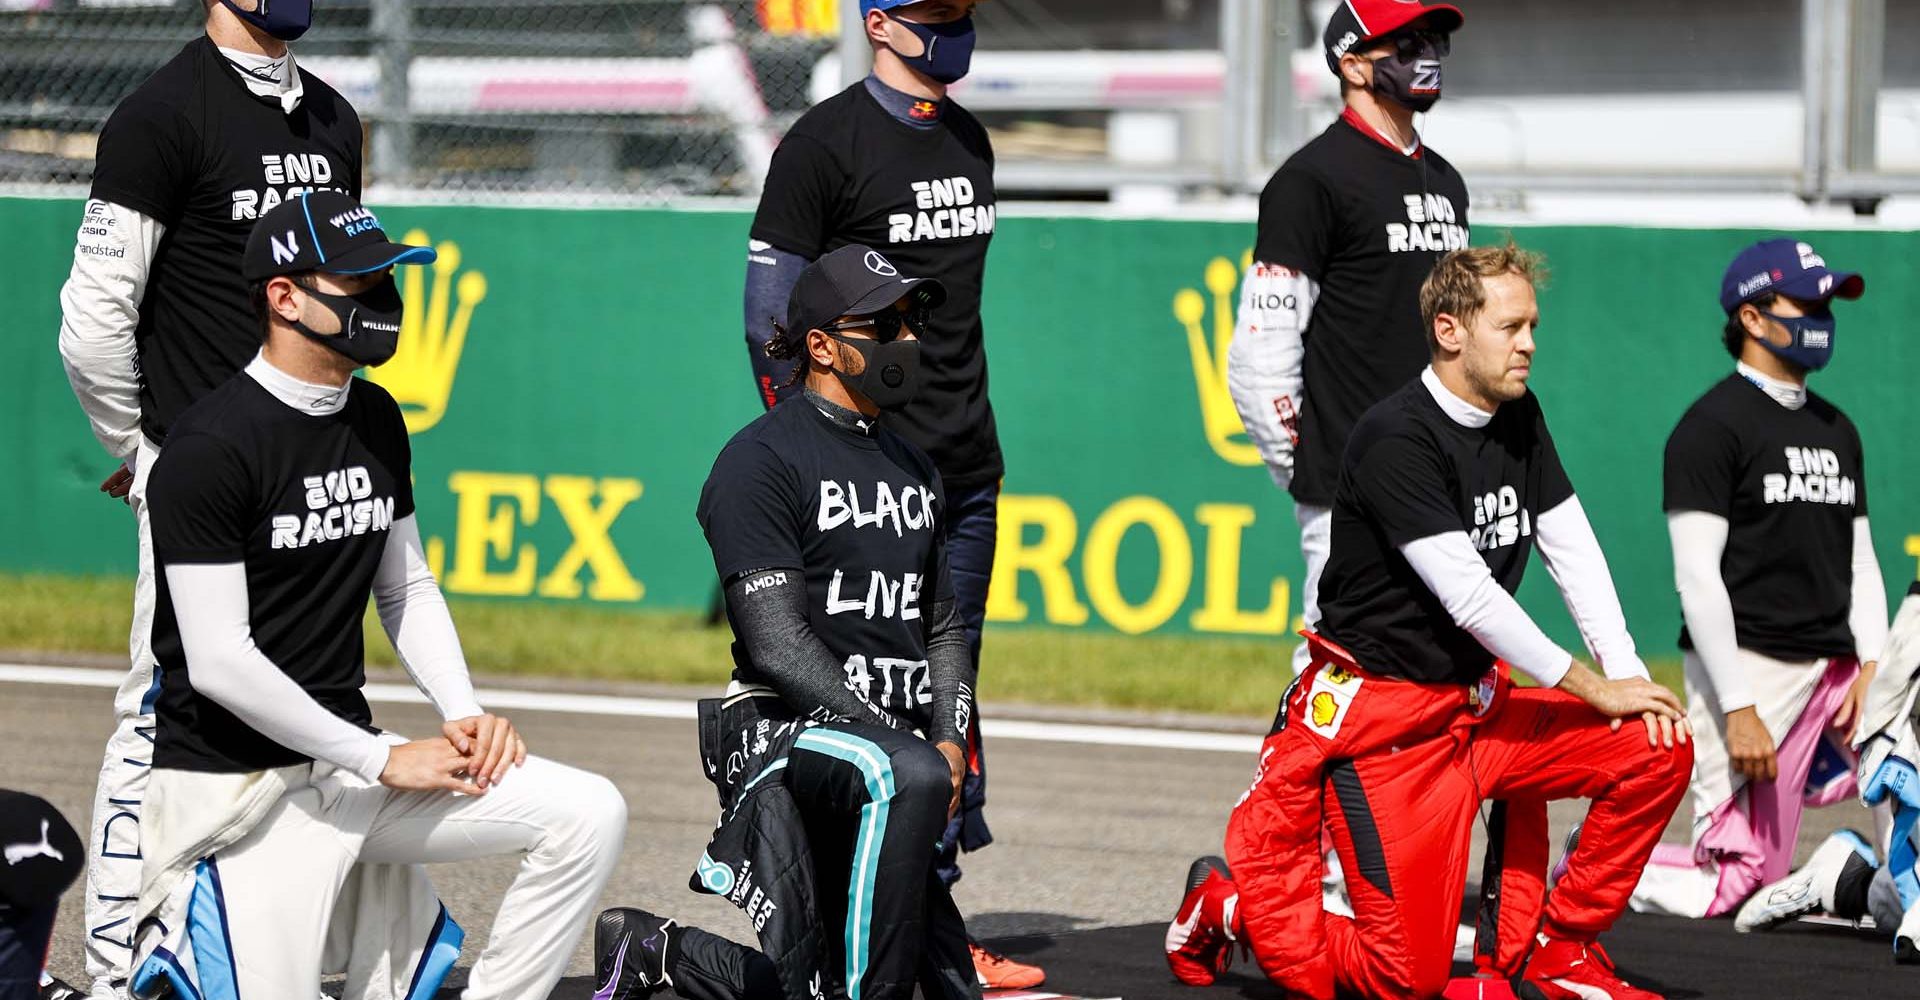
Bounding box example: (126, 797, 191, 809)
(4, 196, 1917, 654)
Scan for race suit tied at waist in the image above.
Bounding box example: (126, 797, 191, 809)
(691, 693, 837, 1000)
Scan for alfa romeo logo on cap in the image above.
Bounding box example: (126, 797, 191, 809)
(864, 251, 898, 277)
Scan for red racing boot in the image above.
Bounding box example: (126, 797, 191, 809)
(1165, 856, 1241, 986)
(1518, 935, 1663, 1000)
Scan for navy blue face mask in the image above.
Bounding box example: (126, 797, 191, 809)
(1756, 308, 1836, 371)
(220, 0, 313, 42)
(886, 14, 976, 85)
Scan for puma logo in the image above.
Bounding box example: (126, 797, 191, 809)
(4, 819, 64, 866)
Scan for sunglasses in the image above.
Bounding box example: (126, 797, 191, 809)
(822, 305, 929, 343)
(1384, 29, 1451, 60)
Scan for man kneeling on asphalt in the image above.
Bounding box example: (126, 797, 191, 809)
(1168, 244, 1693, 1000)
(128, 192, 628, 1000)
(595, 245, 978, 1000)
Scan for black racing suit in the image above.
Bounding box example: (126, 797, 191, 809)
(671, 390, 980, 1000)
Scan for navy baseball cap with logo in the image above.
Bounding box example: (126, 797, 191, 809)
(242, 190, 436, 281)
(786, 244, 948, 336)
(1324, 0, 1465, 73)
(1719, 238, 1865, 314)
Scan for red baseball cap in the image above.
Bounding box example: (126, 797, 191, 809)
(1323, 0, 1465, 73)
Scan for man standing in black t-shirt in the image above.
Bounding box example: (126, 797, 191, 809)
(1170, 246, 1690, 1000)
(1227, 0, 1470, 676)
(742, 0, 1029, 986)
(54, 5, 361, 995)
(595, 245, 977, 1000)
(1630, 239, 1890, 927)
(129, 192, 625, 1000)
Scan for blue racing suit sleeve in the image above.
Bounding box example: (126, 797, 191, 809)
(744, 244, 811, 410)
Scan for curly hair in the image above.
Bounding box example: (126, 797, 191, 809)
(763, 321, 814, 389)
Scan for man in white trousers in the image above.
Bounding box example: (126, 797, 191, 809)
(126, 192, 625, 1000)
(55, 3, 364, 995)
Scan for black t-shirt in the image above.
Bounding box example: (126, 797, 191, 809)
(90, 36, 362, 446)
(146, 374, 414, 773)
(1318, 379, 1574, 684)
(1254, 116, 1470, 506)
(697, 397, 954, 731)
(1665, 374, 1867, 660)
(749, 84, 1000, 491)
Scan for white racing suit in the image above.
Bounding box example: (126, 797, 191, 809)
(1854, 585, 1920, 948)
(58, 199, 167, 996)
(1223, 261, 1322, 676)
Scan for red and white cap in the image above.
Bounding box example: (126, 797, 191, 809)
(1323, 0, 1464, 73)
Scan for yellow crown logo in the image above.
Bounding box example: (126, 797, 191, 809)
(1172, 250, 1261, 467)
(368, 229, 487, 434)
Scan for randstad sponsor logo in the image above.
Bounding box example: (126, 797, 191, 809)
(979, 252, 1297, 637)
(375, 229, 646, 604)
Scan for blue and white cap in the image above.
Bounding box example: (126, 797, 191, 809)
(243, 191, 436, 280)
(1719, 238, 1864, 314)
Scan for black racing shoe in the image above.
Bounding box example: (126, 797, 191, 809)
(1187, 854, 1232, 894)
(594, 907, 677, 1000)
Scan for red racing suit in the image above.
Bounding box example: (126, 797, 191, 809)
(1225, 634, 1691, 999)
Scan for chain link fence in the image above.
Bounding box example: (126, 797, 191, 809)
(0, 0, 837, 200)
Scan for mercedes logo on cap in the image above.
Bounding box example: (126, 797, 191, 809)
(864, 251, 898, 277)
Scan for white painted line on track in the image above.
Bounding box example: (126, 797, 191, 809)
(0, 663, 1263, 755)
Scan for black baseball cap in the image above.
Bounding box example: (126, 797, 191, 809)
(242, 190, 436, 281)
(0, 789, 81, 908)
(785, 244, 948, 336)
(1324, 0, 1464, 73)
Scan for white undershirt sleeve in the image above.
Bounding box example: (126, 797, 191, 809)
(1534, 496, 1648, 680)
(58, 200, 164, 462)
(164, 561, 391, 783)
(1224, 263, 1320, 489)
(1399, 531, 1574, 687)
(372, 515, 483, 721)
(1668, 510, 1750, 712)
(1851, 515, 1889, 666)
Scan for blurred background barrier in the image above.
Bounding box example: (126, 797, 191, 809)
(4, 197, 1918, 653)
(3, 0, 1919, 210)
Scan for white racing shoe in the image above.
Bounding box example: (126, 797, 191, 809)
(1734, 829, 1877, 933)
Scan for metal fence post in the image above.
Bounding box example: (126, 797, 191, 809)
(1838, 0, 1883, 211)
(1798, 0, 1829, 202)
(370, 0, 414, 188)
(1221, 0, 1254, 191)
(1263, 0, 1301, 181)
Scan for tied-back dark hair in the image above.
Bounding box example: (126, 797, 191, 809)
(763, 319, 811, 389)
(1724, 292, 1775, 359)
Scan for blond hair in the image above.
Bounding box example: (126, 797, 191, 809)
(1418, 242, 1548, 352)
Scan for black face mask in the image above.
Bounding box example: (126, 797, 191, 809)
(220, 0, 312, 41)
(1370, 33, 1444, 113)
(292, 275, 404, 368)
(830, 334, 921, 410)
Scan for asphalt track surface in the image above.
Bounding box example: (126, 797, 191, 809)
(6, 668, 1913, 1000)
